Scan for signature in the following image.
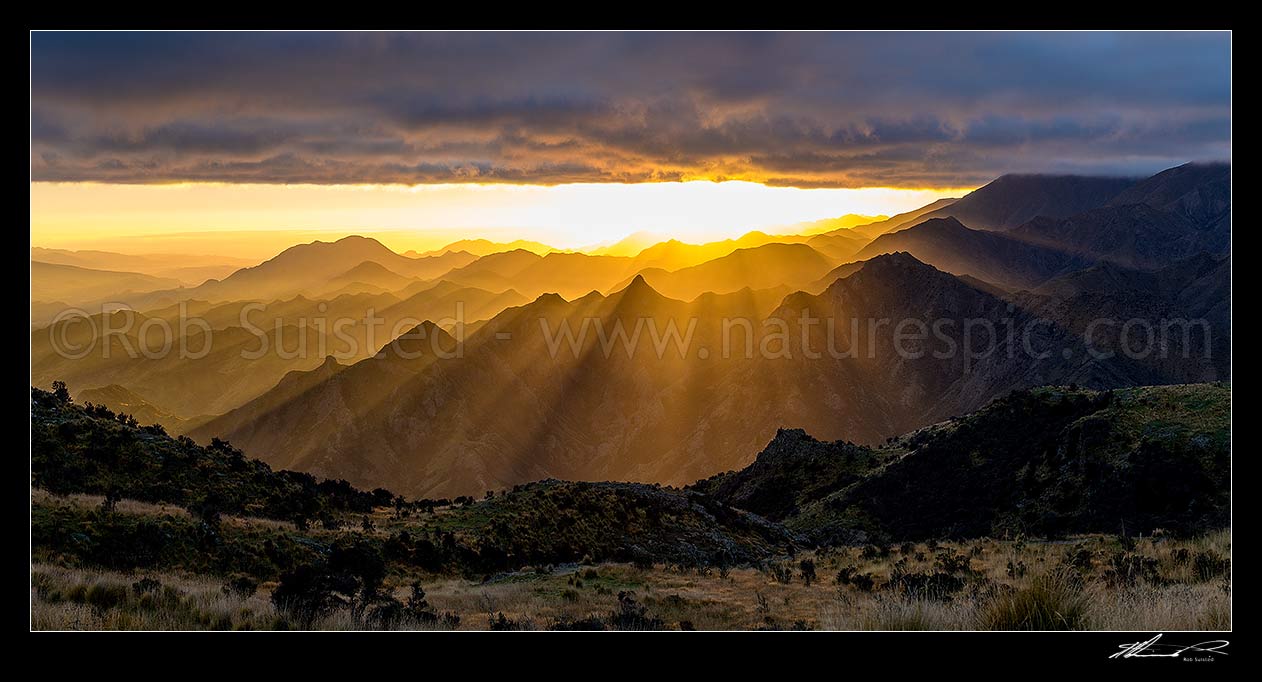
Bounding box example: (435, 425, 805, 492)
(1111, 634, 1230, 659)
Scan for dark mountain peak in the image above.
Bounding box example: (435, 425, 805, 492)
(572, 289, 607, 305)
(320, 354, 342, 369)
(606, 273, 671, 309)
(849, 250, 936, 273)
(533, 292, 567, 305)
(822, 250, 990, 305)
(905, 173, 1137, 232)
(373, 320, 457, 361)
(626, 273, 651, 290)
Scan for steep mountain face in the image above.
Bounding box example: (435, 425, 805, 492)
(184, 325, 466, 488)
(617, 243, 836, 301)
(849, 217, 1092, 290)
(195, 254, 1160, 498)
(846, 163, 1229, 292)
(1106, 161, 1231, 229)
(1013, 254, 1230, 383)
(898, 174, 1137, 232)
(723, 253, 1149, 449)
(1009, 204, 1227, 269)
(767, 384, 1230, 543)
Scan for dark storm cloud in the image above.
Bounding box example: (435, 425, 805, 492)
(30, 31, 1231, 187)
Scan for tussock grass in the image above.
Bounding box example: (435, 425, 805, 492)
(32, 531, 1230, 630)
(977, 569, 1089, 630)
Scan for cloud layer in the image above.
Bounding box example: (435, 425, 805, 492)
(31, 32, 1231, 188)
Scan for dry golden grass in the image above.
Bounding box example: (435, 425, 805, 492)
(30, 488, 299, 531)
(31, 532, 1230, 631)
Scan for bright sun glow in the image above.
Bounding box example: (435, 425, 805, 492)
(30, 181, 971, 258)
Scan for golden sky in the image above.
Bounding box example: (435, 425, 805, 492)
(31, 181, 970, 258)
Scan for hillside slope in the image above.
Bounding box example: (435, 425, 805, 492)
(703, 384, 1230, 544)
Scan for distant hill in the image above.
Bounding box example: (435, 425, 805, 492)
(615, 243, 835, 300)
(436, 249, 546, 292)
(190, 237, 478, 302)
(407, 238, 558, 257)
(624, 231, 815, 272)
(792, 213, 887, 236)
(31, 261, 183, 307)
(30, 247, 254, 285)
(376, 283, 528, 332)
(841, 198, 960, 239)
(799, 229, 871, 262)
(316, 260, 420, 296)
(587, 231, 672, 257)
(503, 252, 639, 299)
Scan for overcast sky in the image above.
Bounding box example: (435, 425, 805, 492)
(31, 31, 1231, 189)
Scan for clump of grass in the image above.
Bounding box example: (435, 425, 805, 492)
(1198, 600, 1231, 630)
(849, 594, 972, 630)
(978, 569, 1089, 630)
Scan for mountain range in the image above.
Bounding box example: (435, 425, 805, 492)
(32, 161, 1231, 498)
